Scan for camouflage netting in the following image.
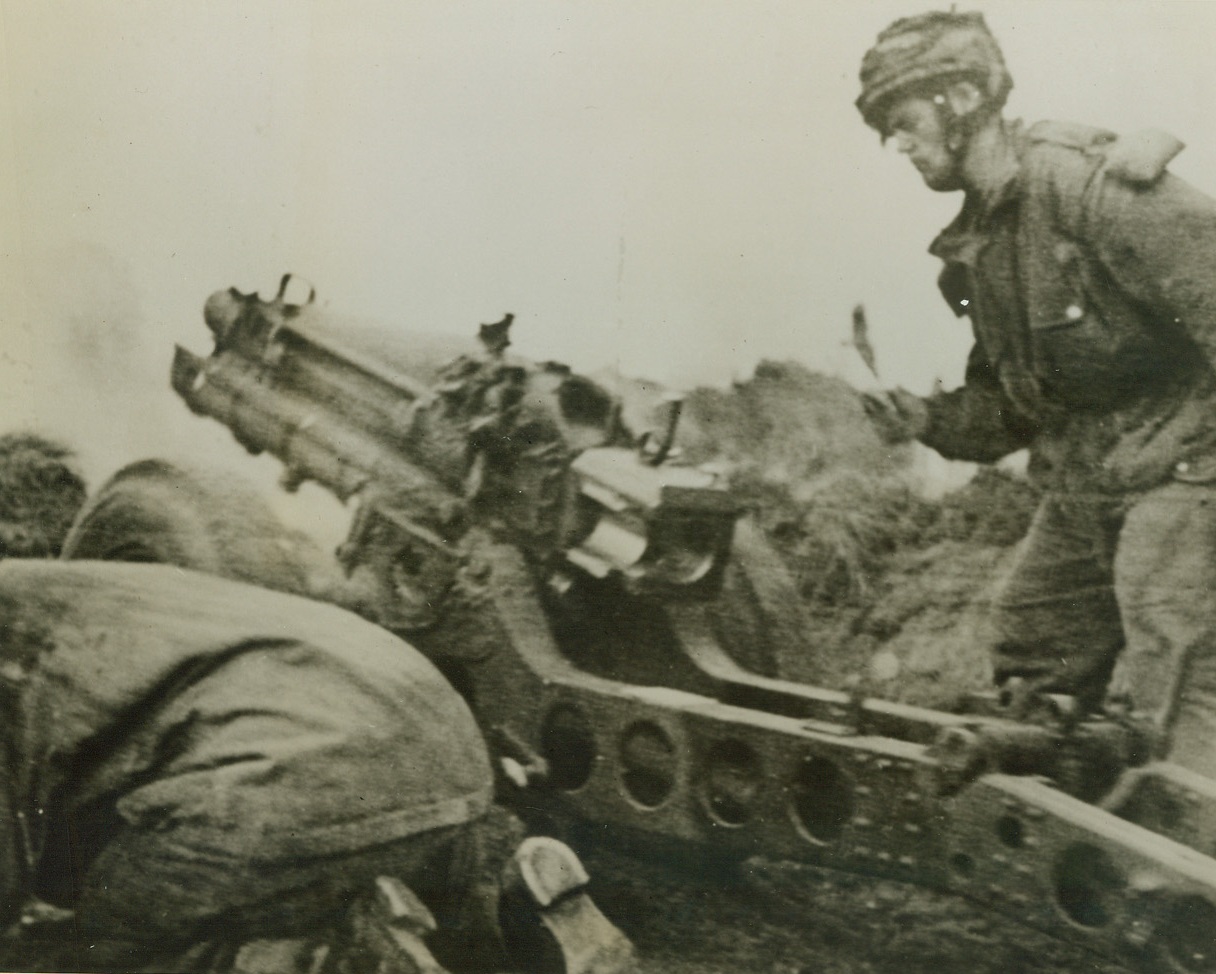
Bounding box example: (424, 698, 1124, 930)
(0, 433, 88, 558)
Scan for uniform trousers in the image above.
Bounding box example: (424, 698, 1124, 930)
(992, 480, 1216, 777)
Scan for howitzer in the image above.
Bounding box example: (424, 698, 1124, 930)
(139, 277, 1216, 971)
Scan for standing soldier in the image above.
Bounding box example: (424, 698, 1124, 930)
(856, 10, 1216, 776)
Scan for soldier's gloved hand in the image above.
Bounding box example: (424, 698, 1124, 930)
(860, 388, 929, 444)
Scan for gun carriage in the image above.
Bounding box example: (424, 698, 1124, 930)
(65, 278, 1216, 973)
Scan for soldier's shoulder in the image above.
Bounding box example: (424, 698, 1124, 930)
(1025, 119, 1117, 152)
(1024, 119, 1184, 187)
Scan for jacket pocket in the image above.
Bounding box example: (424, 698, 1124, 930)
(1030, 242, 1165, 408)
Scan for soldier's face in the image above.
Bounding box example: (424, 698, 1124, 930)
(885, 96, 961, 192)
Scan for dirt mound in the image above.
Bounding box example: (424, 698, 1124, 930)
(601, 359, 912, 483)
(678, 361, 911, 483)
(793, 467, 1038, 706)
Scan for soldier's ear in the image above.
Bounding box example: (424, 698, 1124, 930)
(942, 80, 985, 118)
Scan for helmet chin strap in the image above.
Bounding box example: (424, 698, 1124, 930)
(933, 92, 981, 159)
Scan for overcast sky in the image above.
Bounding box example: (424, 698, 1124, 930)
(3, 0, 1216, 496)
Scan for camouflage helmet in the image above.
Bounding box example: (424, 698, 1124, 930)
(856, 10, 1013, 132)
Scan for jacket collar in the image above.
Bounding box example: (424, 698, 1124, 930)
(929, 119, 1026, 265)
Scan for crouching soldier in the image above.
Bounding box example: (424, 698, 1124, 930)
(0, 559, 632, 974)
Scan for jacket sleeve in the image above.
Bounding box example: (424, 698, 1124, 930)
(1076, 165, 1216, 367)
(919, 343, 1038, 462)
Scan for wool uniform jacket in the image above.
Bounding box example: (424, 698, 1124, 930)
(923, 120, 1216, 495)
(0, 560, 493, 926)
